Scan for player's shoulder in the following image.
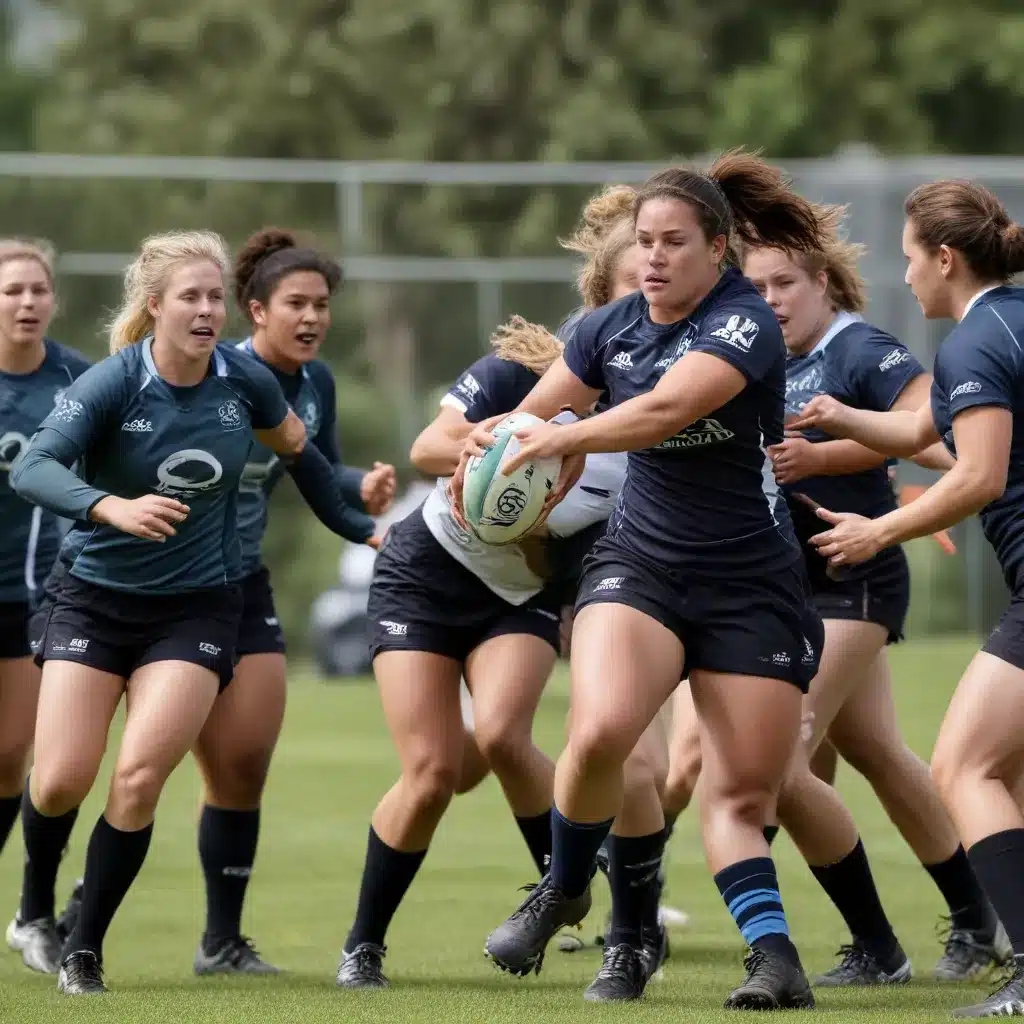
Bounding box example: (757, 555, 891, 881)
(43, 338, 92, 379)
(970, 286, 1024, 347)
(828, 319, 906, 367)
(303, 358, 336, 394)
(574, 292, 647, 347)
(700, 268, 782, 347)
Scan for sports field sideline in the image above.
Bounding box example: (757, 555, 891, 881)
(0, 635, 993, 1022)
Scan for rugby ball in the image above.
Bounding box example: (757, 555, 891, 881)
(463, 412, 562, 545)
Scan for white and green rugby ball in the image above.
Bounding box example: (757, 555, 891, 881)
(463, 412, 562, 545)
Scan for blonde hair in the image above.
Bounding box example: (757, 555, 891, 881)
(561, 185, 639, 309)
(0, 238, 56, 285)
(108, 230, 231, 354)
(490, 314, 563, 375)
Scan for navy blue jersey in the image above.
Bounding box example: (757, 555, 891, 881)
(931, 285, 1024, 591)
(783, 315, 924, 566)
(234, 339, 368, 577)
(0, 340, 90, 602)
(441, 353, 541, 424)
(563, 267, 798, 575)
(38, 339, 289, 594)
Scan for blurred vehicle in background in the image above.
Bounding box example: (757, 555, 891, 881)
(308, 478, 433, 679)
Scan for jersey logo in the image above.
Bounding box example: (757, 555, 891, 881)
(300, 401, 319, 431)
(218, 400, 242, 430)
(878, 348, 909, 372)
(51, 396, 84, 423)
(121, 419, 153, 433)
(0, 431, 29, 471)
(950, 381, 982, 399)
(656, 417, 735, 450)
(380, 620, 408, 636)
(239, 454, 279, 494)
(607, 352, 633, 371)
(455, 374, 481, 400)
(710, 314, 760, 352)
(155, 449, 224, 496)
(53, 388, 66, 407)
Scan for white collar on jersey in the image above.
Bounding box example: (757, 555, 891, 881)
(802, 310, 863, 359)
(960, 285, 1001, 320)
(141, 335, 227, 380)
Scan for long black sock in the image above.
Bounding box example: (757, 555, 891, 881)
(20, 787, 77, 922)
(199, 805, 260, 949)
(0, 794, 21, 855)
(549, 807, 613, 900)
(66, 816, 153, 959)
(763, 824, 780, 846)
(924, 845, 994, 935)
(967, 829, 1024, 955)
(809, 839, 902, 966)
(514, 810, 552, 876)
(606, 831, 667, 947)
(345, 827, 426, 951)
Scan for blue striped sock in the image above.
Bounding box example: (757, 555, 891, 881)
(715, 856, 791, 948)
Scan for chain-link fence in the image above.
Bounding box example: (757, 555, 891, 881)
(4, 148, 1017, 637)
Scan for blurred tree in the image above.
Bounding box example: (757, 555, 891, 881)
(30, 0, 1024, 640)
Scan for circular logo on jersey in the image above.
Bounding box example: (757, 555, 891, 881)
(218, 400, 241, 429)
(301, 401, 318, 430)
(155, 449, 224, 496)
(0, 431, 29, 471)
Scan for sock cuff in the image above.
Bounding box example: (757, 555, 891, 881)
(608, 830, 667, 861)
(201, 805, 261, 821)
(514, 809, 552, 825)
(551, 807, 614, 831)
(97, 815, 153, 843)
(714, 856, 778, 900)
(368, 825, 427, 861)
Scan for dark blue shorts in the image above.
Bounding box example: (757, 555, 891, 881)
(367, 512, 562, 664)
(575, 537, 823, 692)
(235, 567, 286, 659)
(34, 569, 242, 690)
(805, 546, 910, 645)
(982, 592, 1024, 671)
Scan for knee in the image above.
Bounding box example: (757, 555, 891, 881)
(623, 746, 661, 803)
(203, 751, 272, 809)
(110, 761, 166, 821)
(569, 718, 632, 773)
(404, 754, 458, 816)
(664, 747, 702, 815)
(474, 719, 531, 774)
(30, 765, 89, 817)
(705, 773, 776, 830)
(0, 746, 30, 796)
(930, 742, 967, 806)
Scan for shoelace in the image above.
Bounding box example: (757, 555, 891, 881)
(742, 947, 768, 978)
(827, 944, 875, 976)
(595, 944, 640, 981)
(347, 944, 386, 975)
(511, 881, 560, 923)
(225, 936, 264, 966)
(65, 952, 103, 987)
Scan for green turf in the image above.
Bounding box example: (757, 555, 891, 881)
(0, 635, 1002, 1021)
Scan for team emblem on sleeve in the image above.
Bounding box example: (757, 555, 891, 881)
(710, 314, 760, 352)
(52, 396, 84, 423)
(878, 348, 910, 372)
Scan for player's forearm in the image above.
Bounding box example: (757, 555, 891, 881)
(838, 408, 930, 458)
(559, 393, 681, 454)
(910, 442, 955, 472)
(285, 443, 375, 543)
(815, 440, 887, 476)
(875, 461, 1001, 547)
(10, 429, 108, 521)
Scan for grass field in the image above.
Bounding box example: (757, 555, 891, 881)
(0, 635, 1003, 1022)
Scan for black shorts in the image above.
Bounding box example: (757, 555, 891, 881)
(236, 567, 286, 658)
(575, 537, 823, 691)
(367, 513, 562, 664)
(0, 601, 31, 659)
(982, 592, 1024, 671)
(35, 571, 243, 690)
(806, 549, 910, 645)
